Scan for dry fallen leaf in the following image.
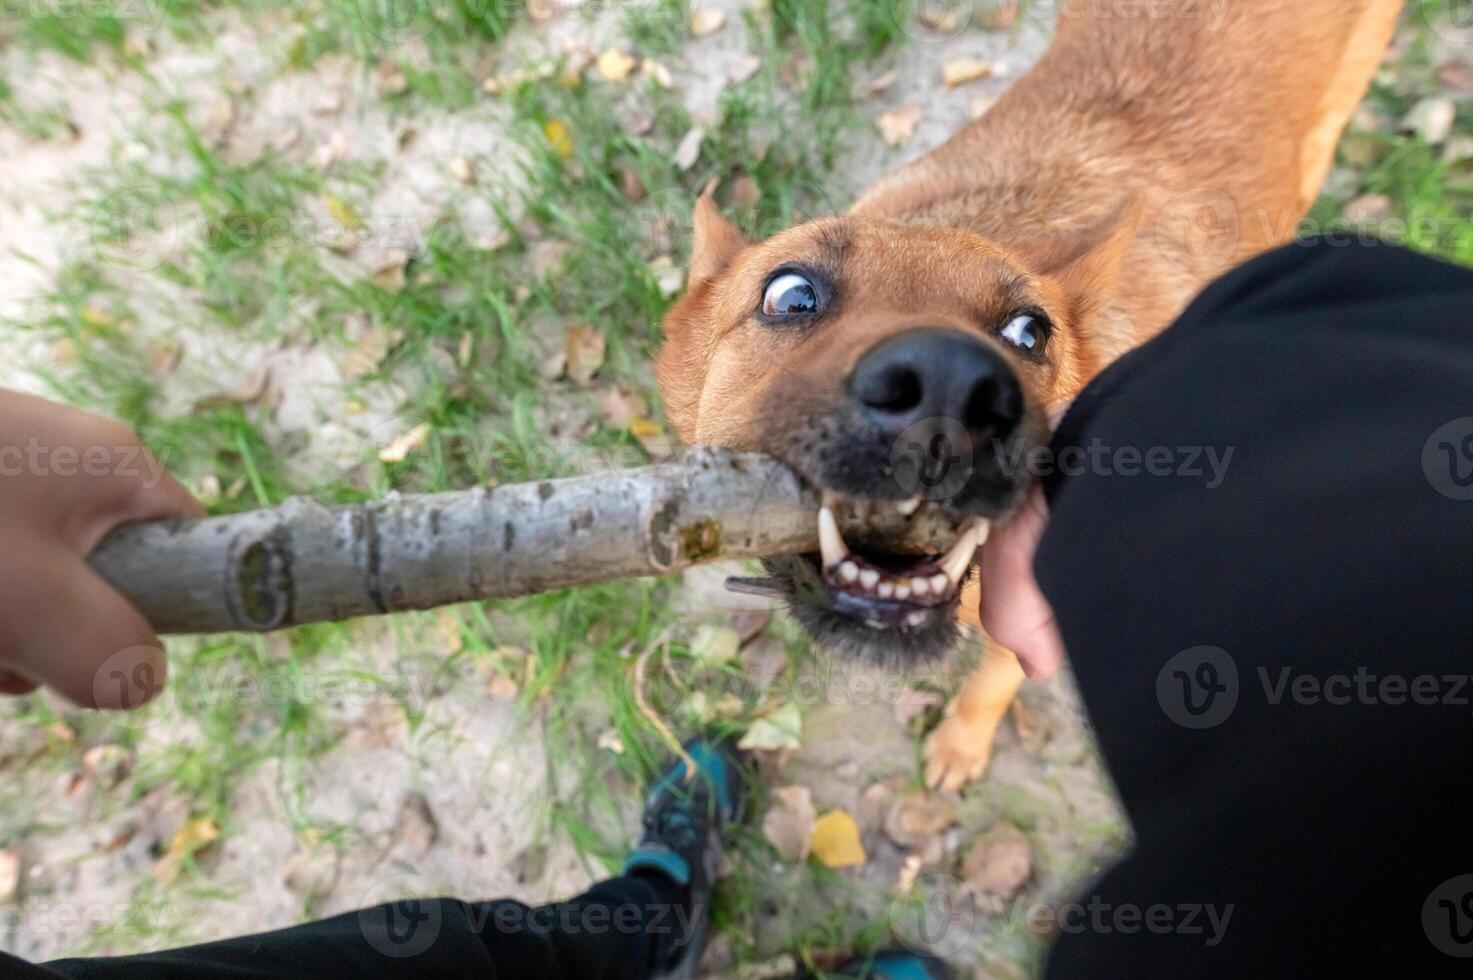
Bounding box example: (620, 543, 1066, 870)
(691, 8, 727, 35)
(961, 823, 1032, 903)
(394, 792, 439, 856)
(982, 0, 1020, 30)
(690, 623, 742, 667)
(729, 54, 762, 85)
(643, 59, 675, 90)
(1343, 193, 1393, 225)
(1435, 59, 1473, 92)
(155, 817, 219, 883)
(883, 791, 957, 848)
(322, 193, 360, 230)
(896, 853, 923, 895)
(597, 48, 638, 83)
(762, 785, 816, 862)
(378, 423, 433, 463)
(918, 8, 959, 30)
(739, 701, 803, 752)
(0, 849, 19, 904)
(942, 59, 992, 88)
(564, 325, 606, 385)
(488, 672, 520, 699)
(675, 126, 705, 171)
(649, 255, 684, 297)
(600, 386, 650, 429)
(877, 104, 922, 147)
(82, 744, 132, 787)
(341, 325, 391, 379)
(531, 239, 571, 279)
(281, 847, 339, 900)
(630, 416, 676, 457)
(867, 70, 898, 96)
(544, 119, 574, 160)
(619, 164, 646, 202)
(526, 0, 559, 23)
(1404, 96, 1456, 145)
(810, 810, 866, 868)
(449, 156, 475, 185)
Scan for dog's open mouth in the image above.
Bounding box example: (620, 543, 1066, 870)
(728, 492, 990, 660)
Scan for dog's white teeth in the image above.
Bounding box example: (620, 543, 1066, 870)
(877, 582, 895, 599)
(940, 519, 990, 587)
(859, 568, 880, 589)
(818, 505, 847, 570)
(929, 573, 950, 594)
(895, 495, 922, 517)
(894, 583, 912, 601)
(906, 610, 929, 628)
(910, 576, 931, 596)
(838, 560, 860, 584)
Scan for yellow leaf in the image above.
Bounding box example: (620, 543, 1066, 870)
(379, 423, 433, 463)
(596, 48, 637, 83)
(322, 193, 361, 230)
(691, 8, 727, 35)
(942, 59, 992, 88)
(155, 817, 219, 883)
(810, 810, 866, 868)
(543, 119, 574, 160)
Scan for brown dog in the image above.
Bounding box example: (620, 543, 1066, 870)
(657, 0, 1404, 789)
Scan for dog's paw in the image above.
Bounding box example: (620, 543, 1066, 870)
(923, 715, 997, 792)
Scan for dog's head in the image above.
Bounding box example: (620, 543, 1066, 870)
(656, 190, 1137, 660)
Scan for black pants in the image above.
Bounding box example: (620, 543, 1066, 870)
(1038, 239, 1473, 976)
(17, 873, 690, 979)
(10, 240, 1473, 977)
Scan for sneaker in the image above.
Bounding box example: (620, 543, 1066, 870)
(820, 950, 953, 979)
(622, 737, 748, 979)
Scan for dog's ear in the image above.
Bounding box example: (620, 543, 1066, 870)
(1024, 195, 1142, 325)
(690, 183, 748, 284)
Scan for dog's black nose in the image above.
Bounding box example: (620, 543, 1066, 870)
(849, 328, 1022, 442)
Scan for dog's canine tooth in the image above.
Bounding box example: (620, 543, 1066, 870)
(838, 560, 860, 583)
(895, 495, 922, 517)
(940, 519, 990, 586)
(818, 505, 846, 570)
(859, 568, 880, 590)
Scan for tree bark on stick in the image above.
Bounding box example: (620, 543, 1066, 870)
(87, 448, 962, 635)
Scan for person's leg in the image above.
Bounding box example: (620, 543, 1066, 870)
(1034, 239, 1473, 975)
(40, 738, 747, 980)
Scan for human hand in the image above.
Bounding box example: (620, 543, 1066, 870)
(977, 484, 1066, 681)
(0, 389, 203, 707)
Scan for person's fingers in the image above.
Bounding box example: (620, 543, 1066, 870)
(977, 486, 1066, 680)
(75, 458, 206, 554)
(0, 670, 39, 696)
(0, 542, 167, 709)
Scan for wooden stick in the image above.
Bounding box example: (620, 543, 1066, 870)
(87, 448, 962, 635)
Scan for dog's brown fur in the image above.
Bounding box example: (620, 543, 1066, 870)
(657, 0, 1404, 788)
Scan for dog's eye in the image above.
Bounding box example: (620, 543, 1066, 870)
(999, 313, 1046, 353)
(762, 273, 820, 317)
